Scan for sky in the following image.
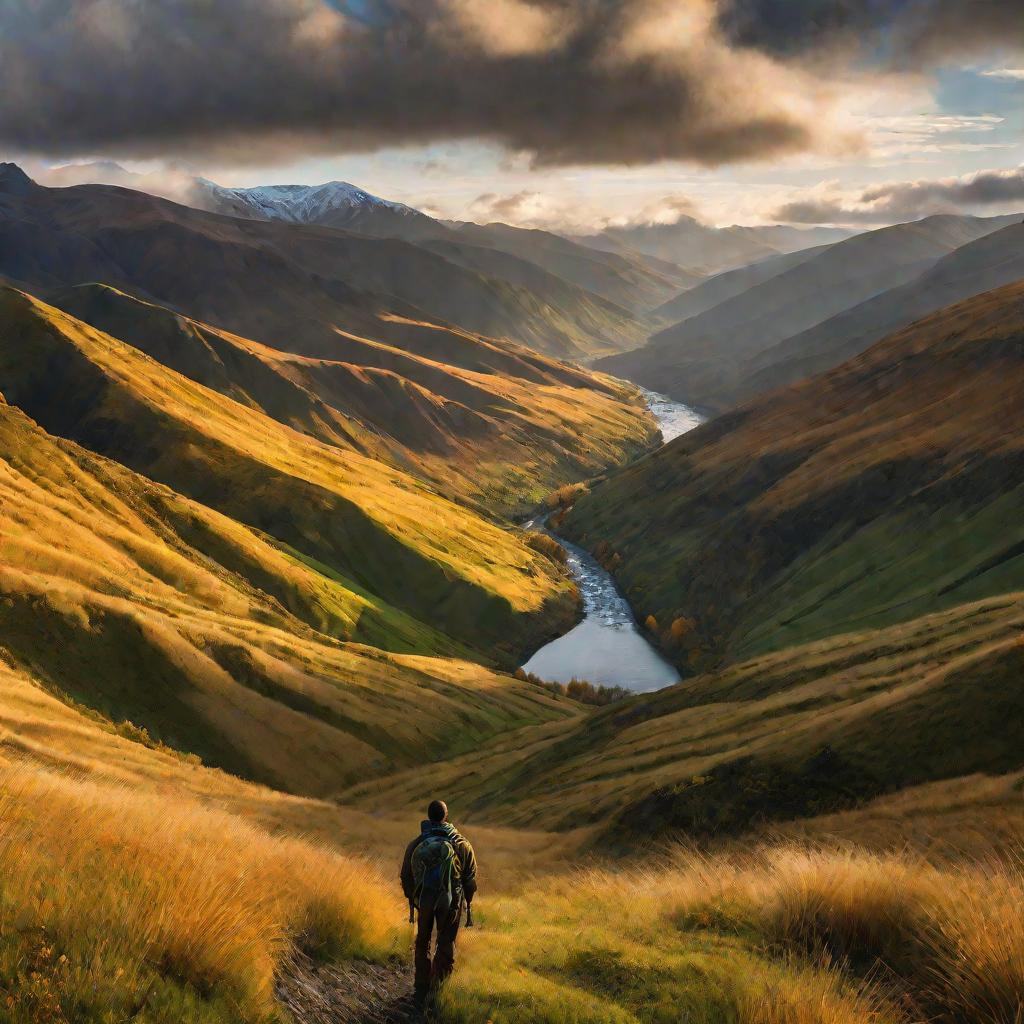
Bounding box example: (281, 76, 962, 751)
(2, 0, 1023, 231)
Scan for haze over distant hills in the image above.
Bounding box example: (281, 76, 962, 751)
(576, 216, 850, 276)
(191, 176, 701, 313)
(599, 211, 1022, 411)
(745, 217, 1024, 400)
(26, 161, 858, 321)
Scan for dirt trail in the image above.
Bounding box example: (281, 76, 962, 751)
(276, 949, 425, 1024)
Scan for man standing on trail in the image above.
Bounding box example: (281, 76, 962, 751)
(401, 799, 478, 1007)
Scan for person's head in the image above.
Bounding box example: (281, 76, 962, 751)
(427, 799, 448, 823)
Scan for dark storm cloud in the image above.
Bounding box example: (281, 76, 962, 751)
(717, 0, 1024, 65)
(774, 165, 1024, 224)
(0, 0, 823, 167)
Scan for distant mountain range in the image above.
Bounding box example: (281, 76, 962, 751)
(599, 211, 1022, 411)
(26, 161, 855, 320)
(576, 217, 850, 276)
(190, 177, 699, 313)
(0, 163, 650, 361)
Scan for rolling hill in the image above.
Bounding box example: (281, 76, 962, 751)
(0, 387, 578, 795)
(600, 213, 1020, 411)
(347, 591, 1024, 837)
(0, 286, 589, 663)
(48, 283, 658, 515)
(566, 278, 1024, 670)
(743, 218, 1024, 401)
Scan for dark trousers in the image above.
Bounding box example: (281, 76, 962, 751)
(414, 897, 462, 995)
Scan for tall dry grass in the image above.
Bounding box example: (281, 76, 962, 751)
(0, 764, 401, 1023)
(669, 842, 1024, 1024)
(441, 838, 1024, 1024)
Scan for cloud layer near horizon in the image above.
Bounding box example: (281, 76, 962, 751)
(1, 0, 1020, 172)
(775, 166, 1024, 224)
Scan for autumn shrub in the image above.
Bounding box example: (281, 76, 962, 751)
(545, 482, 590, 511)
(523, 531, 568, 564)
(519, 672, 630, 706)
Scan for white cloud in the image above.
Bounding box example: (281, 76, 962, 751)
(980, 68, 1024, 80)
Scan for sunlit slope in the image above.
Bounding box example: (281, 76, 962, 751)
(2, 651, 1020, 1024)
(0, 287, 582, 659)
(50, 283, 658, 515)
(566, 279, 1024, 667)
(0, 399, 576, 793)
(345, 593, 1024, 837)
(0, 658, 407, 1024)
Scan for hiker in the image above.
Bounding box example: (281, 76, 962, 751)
(401, 799, 477, 1006)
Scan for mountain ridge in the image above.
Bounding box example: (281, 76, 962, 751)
(598, 211, 1021, 411)
(0, 166, 645, 361)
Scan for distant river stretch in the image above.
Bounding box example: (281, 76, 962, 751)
(521, 388, 703, 694)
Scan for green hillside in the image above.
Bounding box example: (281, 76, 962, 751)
(567, 279, 1024, 668)
(345, 590, 1024, 841)
(0, 286, 592, 660)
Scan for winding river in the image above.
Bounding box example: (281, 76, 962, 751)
(521, 389, 704, 694)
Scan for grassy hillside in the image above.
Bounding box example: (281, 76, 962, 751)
(599, 213, 1018, 412)
(0, 286, 595, 660)
(0, 362, 588, 796)
(343, 592, 1024, 835)
(442, 835, 1024, 1024)
(744, 220, 1024, 402)
(0, 654, 405, 1023)
(50, 283, 658, 516)
(567, 280, 1024, 666)
(3, 633, 1022, 1024)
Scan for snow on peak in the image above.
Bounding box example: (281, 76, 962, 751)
(199, 178, 419, 225)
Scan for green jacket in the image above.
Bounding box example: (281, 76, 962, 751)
(401, 820, 478, 902)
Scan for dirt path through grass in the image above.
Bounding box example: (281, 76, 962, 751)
(276, 950, 423, 1023)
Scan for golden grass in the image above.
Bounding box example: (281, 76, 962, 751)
(0, 623, 1022, 1023)
(0, 396, 577, 797)
(438, 838, 1024, 1023)
(0, 762, 400, 1024)
(0, 287, 583, 653)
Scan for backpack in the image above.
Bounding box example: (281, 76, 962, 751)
(411, 831, 460, 916)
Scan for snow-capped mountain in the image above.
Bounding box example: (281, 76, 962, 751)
(194, 179, 448, 241)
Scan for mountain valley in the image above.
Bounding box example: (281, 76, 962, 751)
(1, 158, 1023, 1024)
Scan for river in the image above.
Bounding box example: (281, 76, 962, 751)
(520, 388, 704, 694)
